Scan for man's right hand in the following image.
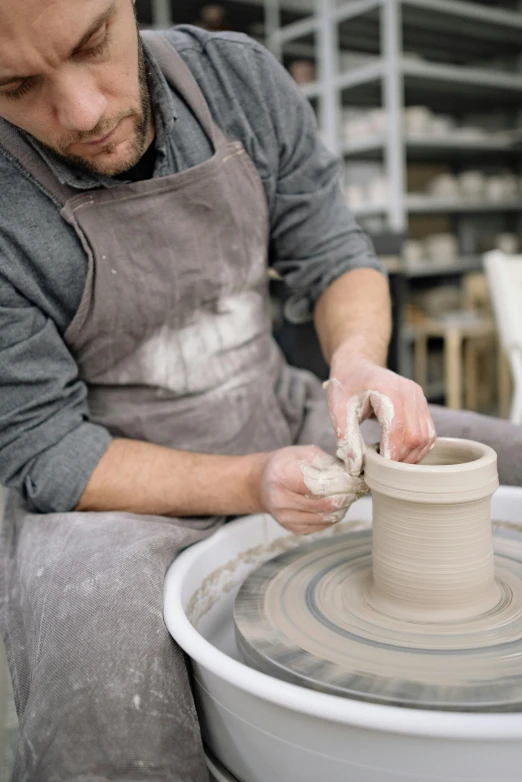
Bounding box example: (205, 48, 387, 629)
(77, 439, 365, 531)
(256, 445, 367, 536)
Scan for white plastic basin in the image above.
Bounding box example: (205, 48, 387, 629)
(164, 489, 522, 782)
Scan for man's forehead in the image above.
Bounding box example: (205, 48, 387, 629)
(0, 0, 112, 47)
(0, 0, 113, 72)
(0, 0, 87, 30)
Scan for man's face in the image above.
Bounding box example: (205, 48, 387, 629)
(0, 0, 153, 176)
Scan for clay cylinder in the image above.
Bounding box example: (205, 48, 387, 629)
(364, 438, 500, 621)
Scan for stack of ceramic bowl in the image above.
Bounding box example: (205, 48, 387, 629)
(425, 170, 521, 203)
(343, 175, 389, 209)
(403, 233, 458, 271)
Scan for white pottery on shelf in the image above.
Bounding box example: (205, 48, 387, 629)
(458, 170, 486, 200)
(427, 173, 460, 200)
(366, 176, 389, 205)
(424, 232, 458, 264)
(486, 174, 519, 203)
(428, 115, 455, 137)
(402, 239, 425, 266)
(403, 105, 433, 136)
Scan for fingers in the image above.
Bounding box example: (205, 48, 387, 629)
(327, 361, 438, 470)
(404, 386, 437, 464)
(411, 412, 437, 464)
(369, 391, 396, 461)
(274, 490, 348, 516)
(276, 483, 363, 532)
(325, 378, 348, 440)
(326, 381, 371, 474)
(337, 394, 369, 474)
(277, 509, 337, 532)
(299, 452, 359, 497)
(261, 445, 367, 537)
(281, 481, 356, 516)
(384, 383, 437, 464)
(271, 482, 357, 534)
(276, 505, 351, 535)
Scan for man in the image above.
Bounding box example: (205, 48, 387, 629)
(0, 1, 521, 780)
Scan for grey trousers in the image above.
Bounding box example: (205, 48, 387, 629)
(1, 505, 221, 782)
(2, 402, 522, 782)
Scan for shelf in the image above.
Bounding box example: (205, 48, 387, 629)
(342, 134, 520, 160)
(342, 136, 385, 157)
(401, 59, 522, 102)
(273, 13, 317, 46)
(403, 0, 522, 44)
(407, 134, 517, 153)
(335, 0, 382, 25)
(300, 80, 323, 100)
(335, 0, 522, 68)
(276, 0, 522, 51)
(301, 61, 383, 101)
(335, 58, 522, 111)
(352, 197, 522, 218)
(406, 196, 522, 214)
(335, 61, 383, 93)
(271, 0, 522, 379)
(140, 0, 314, 35)
(402, 256, 483, 279)
(351, 203, 388, 219)
(273, 0, 382, 46)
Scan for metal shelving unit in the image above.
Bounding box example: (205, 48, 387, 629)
(267, 0, 522, 230)
(343, 135, 520, 161)
(403, 256, 483, 279)
(267, 0, 522, 387)
(137, 0, 522, 388)
(352, 199, 522, 218)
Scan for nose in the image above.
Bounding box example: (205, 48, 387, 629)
(53, 67, 108, 133)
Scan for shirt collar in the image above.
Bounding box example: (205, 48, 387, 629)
(25, 35, 177, 191)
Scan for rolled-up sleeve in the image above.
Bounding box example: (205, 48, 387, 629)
(257, 47, 386, 323)
(0, 273, 111, 513)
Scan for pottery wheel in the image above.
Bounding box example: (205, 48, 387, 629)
(234, 522, 522, 712)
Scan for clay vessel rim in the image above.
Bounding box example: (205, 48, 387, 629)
(365, 437, 496, 474)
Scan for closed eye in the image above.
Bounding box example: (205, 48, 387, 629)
(77, 24, 111, 60)
(1, 80, 34, 101)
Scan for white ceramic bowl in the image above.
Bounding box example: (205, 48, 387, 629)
(164, 489, 522, 782)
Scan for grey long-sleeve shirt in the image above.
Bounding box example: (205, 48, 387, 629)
(0, 26, 384, 513)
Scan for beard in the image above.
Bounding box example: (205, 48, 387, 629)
(38, 31, 153, 178)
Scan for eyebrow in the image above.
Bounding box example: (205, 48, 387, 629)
(0, 2, 116, 88)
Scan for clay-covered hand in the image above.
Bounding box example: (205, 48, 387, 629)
(258, 445, 368, 536)
(327, 353, 436, 475)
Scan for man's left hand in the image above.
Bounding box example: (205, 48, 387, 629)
(327, 346, 436, 475)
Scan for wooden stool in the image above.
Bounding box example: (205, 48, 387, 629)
(413, 317, 496, 410)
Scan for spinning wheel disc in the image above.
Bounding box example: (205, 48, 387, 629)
(234, 523, 522, 711)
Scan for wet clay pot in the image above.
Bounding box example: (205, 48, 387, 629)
(364, 437, 500, 622)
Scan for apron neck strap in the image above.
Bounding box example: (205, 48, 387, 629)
(141, 31, 228, 151)
(0, 120, 77, 207)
